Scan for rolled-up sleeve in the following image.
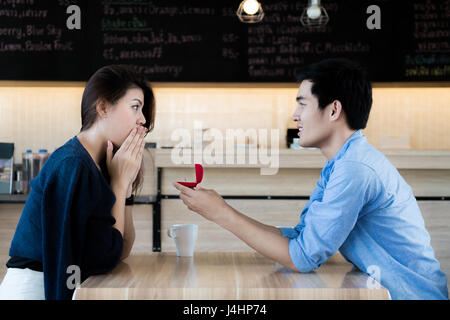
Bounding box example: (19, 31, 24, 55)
(279, 227, 299, 239)
(280, 165, 327, 240)
(288, 161, 377, 273)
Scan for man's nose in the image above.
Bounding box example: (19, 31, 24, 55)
(292, 110, 301, 122)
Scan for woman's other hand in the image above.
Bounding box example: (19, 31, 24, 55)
(106, 126, 146, 192)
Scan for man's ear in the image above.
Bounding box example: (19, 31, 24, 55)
(330, 100, 343, 121)
(95, 98, 110, 119)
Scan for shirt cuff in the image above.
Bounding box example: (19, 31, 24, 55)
(288, 237, 318, 273)
(279, 227, 299, 239)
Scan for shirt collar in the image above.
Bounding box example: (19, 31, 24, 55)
(326, 130, 363, 165)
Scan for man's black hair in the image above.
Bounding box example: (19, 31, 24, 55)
(296, 58, 373, 130)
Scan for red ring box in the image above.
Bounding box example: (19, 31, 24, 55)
(177, 164, 203, 188)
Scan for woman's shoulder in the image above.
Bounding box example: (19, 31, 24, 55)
(36, 137, 97, 184)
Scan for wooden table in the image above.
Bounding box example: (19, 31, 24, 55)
(73, 252, 391, 300)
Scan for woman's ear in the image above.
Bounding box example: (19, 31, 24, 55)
(95, 98, 110, 119)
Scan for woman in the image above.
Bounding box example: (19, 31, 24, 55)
(0, 65, 156, 300)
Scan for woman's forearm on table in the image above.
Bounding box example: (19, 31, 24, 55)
(121, 205, 135, 259)
(111, 183, 127, 237)
(120, 186, 136, 259)
(110, 183, 135, 259)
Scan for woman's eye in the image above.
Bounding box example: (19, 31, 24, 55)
(132, 105, 139, 110)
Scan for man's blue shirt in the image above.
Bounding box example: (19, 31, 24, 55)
(280, 130, 448, 300)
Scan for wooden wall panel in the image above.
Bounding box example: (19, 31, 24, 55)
(1, 84, 449, 167)
(161, 168, 320, 196)
(418, 201, 450, 290)
(151, 167, 450, 197)
(400, 170, 450, 197)
(161, 199, 306, 252)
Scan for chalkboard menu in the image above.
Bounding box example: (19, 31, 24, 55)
(0, 0, 448, 82)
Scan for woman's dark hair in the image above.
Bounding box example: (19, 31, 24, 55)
(296, 58, 373, 130)
(80, 65, 156, 196)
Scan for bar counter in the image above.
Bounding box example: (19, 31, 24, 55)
(154, 148, 450, 169)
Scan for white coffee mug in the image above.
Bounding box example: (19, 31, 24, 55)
(167, 224, 198, 257)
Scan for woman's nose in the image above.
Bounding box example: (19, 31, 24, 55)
(138, 115, 146, 126)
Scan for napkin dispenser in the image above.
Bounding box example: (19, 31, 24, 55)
(0, 143, 14, 194)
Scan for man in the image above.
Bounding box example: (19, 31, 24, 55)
(173, 58, 448, 300)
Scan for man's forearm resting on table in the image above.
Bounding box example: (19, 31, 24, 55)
(216, 206, 300, 272)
